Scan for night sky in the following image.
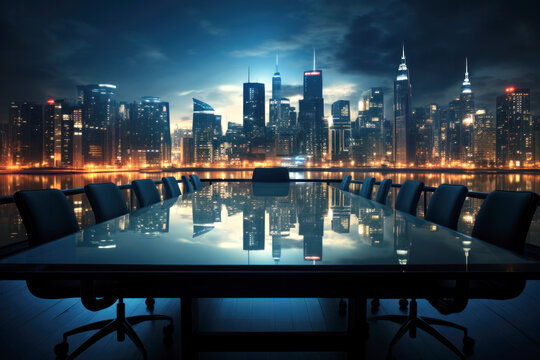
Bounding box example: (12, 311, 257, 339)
(1, 0, 539, 129)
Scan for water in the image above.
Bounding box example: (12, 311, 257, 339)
(0, 170, 538, 249)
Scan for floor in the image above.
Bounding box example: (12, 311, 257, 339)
(0, 280, 539, 359)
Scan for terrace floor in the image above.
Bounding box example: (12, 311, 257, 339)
(1, 280, 539, 359)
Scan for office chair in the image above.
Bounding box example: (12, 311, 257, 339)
(375, 179, 393, 205)
(190, 174, 203, 191)
(252, 167, 290, 182)
(181, 175, 195, 193)
(395, 180, 424, 215)
(425, 184, 468, 230)
(340, 175, 352, 191)
(162, 176, 182, 199)
(14, 189, 173, 360)
(131, 179, 161, 208)
(359, 177, 376, 199)
(85, 183, 129, 224)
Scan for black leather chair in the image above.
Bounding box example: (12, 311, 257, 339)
(359, 177, 375, 199)
(375, 179, 392, 205)
(131, 179, 161, 208)
(181, 175, 195, 193)
(252, 167, 290, 182)
(85, 183, 129, 224)
(190, 174, 203, 191)
(425, 184, 468, 230)
(162, 176, 181, 199)
(395, 180, 424, 215)
(14, 189, 173, 359)
(377, 190, 539, 359)
(340, 175, 352, 191)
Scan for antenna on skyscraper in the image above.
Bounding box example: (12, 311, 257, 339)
(248, 66, 250, 82)
(402, 43, 405, 60)
(313, 48, 316, 70)
(276, 50, 279, 72)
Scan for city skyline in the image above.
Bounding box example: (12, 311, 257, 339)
(1, 0, 540, 130)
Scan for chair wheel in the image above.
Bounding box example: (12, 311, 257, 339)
(163, 324, 174, 335)
(339, 299, 347, 316)
(463, 336, 475, 354)
(54, 342, 68, 358)
(399, 298, 409, 309)
(145, 297, 155, 310)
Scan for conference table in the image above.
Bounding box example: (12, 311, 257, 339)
(1, 181, 539, 355)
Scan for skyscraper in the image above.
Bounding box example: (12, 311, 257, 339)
(393, 46, 414, 165)
(193, 98, 218, 163)
(243, 70, 266, 146)
(473, 109, 496, 166)
(8, 101, 43, 166)
(355, 89, 384, 164)
(43, 99, 63, 167)
(77, 84, 117, 166)
(496, 87, 533, 167)
(459, 58, 475, 163)
(328, 100, 351, 161)
(133, 97, 171, 167)
(269, 53, 282, 129)
(298, 50, 325, 161)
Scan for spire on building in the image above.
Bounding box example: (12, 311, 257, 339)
(275, 50, 279, 73)
(248, 66, 250, 83)
(313, 48, 316, 70)
(461, 57, 472, 94)
(396, 44, 408, 81)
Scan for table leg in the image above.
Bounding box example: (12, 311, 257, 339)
(181, 297, 197, 359)
(347, 297, 368, 359)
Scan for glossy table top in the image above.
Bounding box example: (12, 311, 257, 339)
(1, 182, 538, 275)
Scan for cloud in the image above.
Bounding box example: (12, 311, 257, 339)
(199, 20, 224, 36)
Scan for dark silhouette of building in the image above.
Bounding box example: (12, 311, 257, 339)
(8, 101, 43, 166)
(134, 97, 171, 167)
(298, 50, 325, 161)
(193, 98, 219, 163)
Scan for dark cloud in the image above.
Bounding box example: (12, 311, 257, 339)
(336, 0, 540, 112)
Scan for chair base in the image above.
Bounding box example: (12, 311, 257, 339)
(54, 298, 173, 360)
(369, 299, 474, 360)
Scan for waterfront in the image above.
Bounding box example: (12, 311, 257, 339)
(0, 170, 538, 249)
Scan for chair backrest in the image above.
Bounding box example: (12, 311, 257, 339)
(14, 189, 79, 247)
(340, 175, 352, 191)
(252, 167, 290, 182)
(181, 175, 194, 193)
(425, 184, 468, 230)
(472, 190, 539, 254)
(375, 179, 392, 205)
(85, 182, 129, 223)
(190, 174, 203, 191)
(131, 179, 161, 208)
(395, 180, 424, 215)
(162, 176, 182, 199)
(359, 177, 376, 199)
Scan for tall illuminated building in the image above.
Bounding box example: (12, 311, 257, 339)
(269, 53, 282, 129)
(8, 101, 43, 166)
(72, 107, 83, 168)
(473, 109, 495, 166)
(496, 87, 533, 167)
(328, 100, 351, 161)
(459, 58, 475, 163)
(193, 98, 218, 163)
(43, 99, 64, 167)
(298, 50, 325, 160)
(355, 89, 384, 164)
(133, 97, 171, 167)
(243, 70, 266, 146)
(77, 84, 117, 166)
(393, 46, 414, 165)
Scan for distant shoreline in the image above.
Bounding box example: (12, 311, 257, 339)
(0, 167, 539, 176)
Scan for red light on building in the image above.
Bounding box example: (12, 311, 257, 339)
(305, 71, 321, 76)
(505, 87, 515, 93)
(47, 99, 55, 104)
